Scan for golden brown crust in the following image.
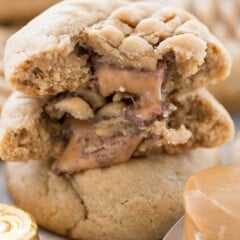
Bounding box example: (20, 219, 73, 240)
(6, 148, 219, 240)
(4, 0, 231, 96)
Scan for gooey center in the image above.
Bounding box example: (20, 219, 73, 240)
(53, 62, 166, 174)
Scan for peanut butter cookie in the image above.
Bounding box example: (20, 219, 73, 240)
(6, 148, 219, 240)
(0, 0, 234, 173)
(4, 0, 230, 96)
(0, 89, 233, 173)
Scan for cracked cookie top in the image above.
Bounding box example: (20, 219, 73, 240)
(4, 0, 231, 96)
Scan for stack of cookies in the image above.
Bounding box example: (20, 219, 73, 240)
(0, 0, 234, 239)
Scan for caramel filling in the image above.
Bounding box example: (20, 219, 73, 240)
(52, 63, 171, 174)
(184, 166, 240, 240)
(95, 62, 164, 100)
(53, 119, 142, 174)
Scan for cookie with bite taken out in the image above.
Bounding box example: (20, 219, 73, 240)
(0, 0, 233, 174)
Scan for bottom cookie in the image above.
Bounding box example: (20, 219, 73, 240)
(6, 148, 219, 240)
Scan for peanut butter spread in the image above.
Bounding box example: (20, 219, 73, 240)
(184, 166, 240, 240)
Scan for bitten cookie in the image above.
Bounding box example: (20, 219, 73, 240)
(0, 89, 233, 174)
(6, 148, 219, 240)
(0, 0, 233, 174)
(0, 0, 60, 23)
(4, 0, 231, 96)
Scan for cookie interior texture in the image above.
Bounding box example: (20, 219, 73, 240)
(0, 89, 233, 174)
(5, 0, 231, 96)
(0, 0, 234, 174)
(5, 148, 219, 240)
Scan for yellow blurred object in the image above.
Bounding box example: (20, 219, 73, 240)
(0, 204, 39, 240)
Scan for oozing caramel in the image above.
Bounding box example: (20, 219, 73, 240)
(53, 63, 168, 173)
(184, 166, 240, 240)
(95, 62, 165, 100)
(53, 119, 142, 174)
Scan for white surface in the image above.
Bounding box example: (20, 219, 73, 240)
(0, 114, 239, 239)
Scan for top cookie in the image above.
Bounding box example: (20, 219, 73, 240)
(4, 0, 231, 96)
(0, 0, 60, 23)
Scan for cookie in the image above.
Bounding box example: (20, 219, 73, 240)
(0, 89, 233, 173)
(0, 0, 233, 173)
(0, 0, 60, 23)
(4, 0, 230, 96)
(6, 148, 219, 240)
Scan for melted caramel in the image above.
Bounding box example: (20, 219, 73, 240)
(54, 119, 142, 174)
(184, 166, 240, 240)
(95, 63, 164, 100)
(54, 63, 166, 173)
